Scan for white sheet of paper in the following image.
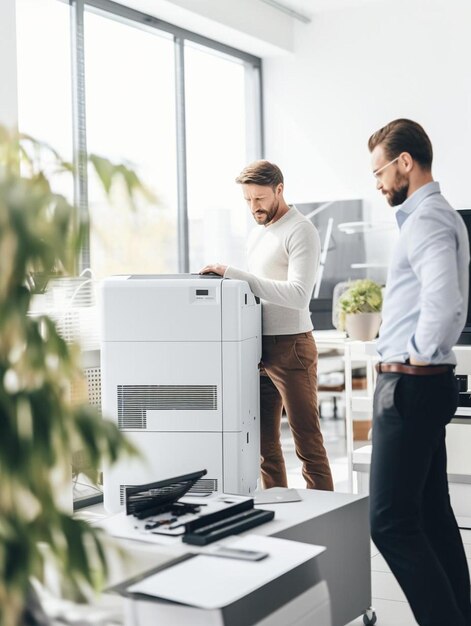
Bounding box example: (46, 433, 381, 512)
(127, 535, 325, 609)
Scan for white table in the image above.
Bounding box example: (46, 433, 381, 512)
(118, 536, 330, 626)
(96, 489, 371, 626)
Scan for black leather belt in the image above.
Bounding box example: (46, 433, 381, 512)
(375, 362, 454, 376)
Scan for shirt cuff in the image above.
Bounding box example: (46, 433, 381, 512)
(224, 266, 246, 280)
(407, 335, 433, 365)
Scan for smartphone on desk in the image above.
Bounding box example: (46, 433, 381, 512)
(206, 546, 269, 561)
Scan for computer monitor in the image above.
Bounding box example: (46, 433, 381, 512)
(457, 208, 471, 345)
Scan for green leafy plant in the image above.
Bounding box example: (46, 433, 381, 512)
(337, 279, 383, 331)
(0, 125, 149, 626)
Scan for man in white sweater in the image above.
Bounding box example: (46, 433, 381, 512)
(201, 160, 333, 491)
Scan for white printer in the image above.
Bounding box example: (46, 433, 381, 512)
(101, 274, 262, 512)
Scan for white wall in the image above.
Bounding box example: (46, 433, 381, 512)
(263, 0, 471, 214)
(0, 0, 18, 128)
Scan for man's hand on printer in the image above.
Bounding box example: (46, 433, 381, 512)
(200, 264, 227, 276)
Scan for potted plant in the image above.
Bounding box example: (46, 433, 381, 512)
(337, 279, 383, 341)
(0, 125, 151, 626)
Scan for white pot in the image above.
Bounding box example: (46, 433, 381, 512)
(345, 312, 381, 341)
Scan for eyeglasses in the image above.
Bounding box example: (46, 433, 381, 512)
(373, 156, 400, 180)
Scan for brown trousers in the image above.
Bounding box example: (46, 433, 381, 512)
(260, 332, 334, 491)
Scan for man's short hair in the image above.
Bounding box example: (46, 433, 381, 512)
(368, 119, 433, 170)
(235, 160, 284, 189)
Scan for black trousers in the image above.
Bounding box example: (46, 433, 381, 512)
(370, 370, 471, 626)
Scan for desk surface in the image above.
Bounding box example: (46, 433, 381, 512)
(244, 489, 367, 537)
(92, 489, 366, 552)
(85, 489, 370, 626)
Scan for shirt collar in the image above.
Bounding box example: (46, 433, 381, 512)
(395, 181, 441, 228)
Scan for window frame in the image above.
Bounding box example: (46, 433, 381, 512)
(68, 0, 263, 272)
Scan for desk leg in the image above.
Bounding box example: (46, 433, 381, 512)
(344, 343, 354, 492)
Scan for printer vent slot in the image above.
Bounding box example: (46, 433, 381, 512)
(117, 384, 218, 428)
(188, 478, 218, 495)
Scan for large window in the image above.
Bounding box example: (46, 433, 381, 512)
(185, 43, 250, 271)
(16, 0, 262, 277)
(16, 0, 73, 200)
(84, 9, 179, 278)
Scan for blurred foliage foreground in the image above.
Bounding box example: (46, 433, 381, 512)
(0, 126, 147, 626)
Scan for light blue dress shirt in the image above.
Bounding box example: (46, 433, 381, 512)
(377, 181, 470, 365)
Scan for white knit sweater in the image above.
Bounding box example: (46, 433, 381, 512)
(224, 206, 320, 335)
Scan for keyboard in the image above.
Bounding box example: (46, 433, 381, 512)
(182, 508, 275, 546)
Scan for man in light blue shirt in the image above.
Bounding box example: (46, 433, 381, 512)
(377, 181, 468, 365)
(368, 119, 471, 626)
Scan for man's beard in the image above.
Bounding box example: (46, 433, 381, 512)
(387, 173, 409, 207)
(253, 198, 279, 224)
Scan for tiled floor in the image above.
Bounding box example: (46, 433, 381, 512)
(281, 417, 471, 626)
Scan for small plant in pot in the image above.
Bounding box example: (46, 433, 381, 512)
(337, 279, 383, 341)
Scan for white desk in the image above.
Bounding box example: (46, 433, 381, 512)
(254, 490, 371, 626)
(95, 489, 371, 626)
(119, 536, 330, 626)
